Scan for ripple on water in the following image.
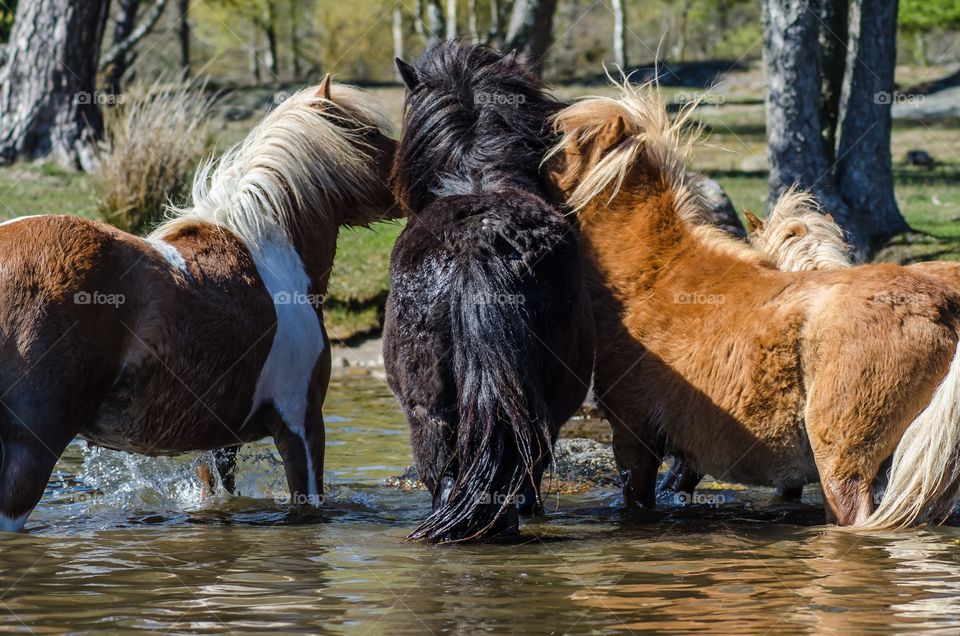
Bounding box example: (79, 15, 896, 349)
(3, 374, 960, 633)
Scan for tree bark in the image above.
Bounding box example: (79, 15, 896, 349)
(505, 0, 559, 73)
(836, 0, 907, 243)
(100, 0, 167, 77)
(0, 0, 111, 170)
(289, 0, 301, 79)
(393, 6, 404, 82)
(819, 0, 847, 163)
(414, 0, 426, 40)
(263, 0, 279, 78)
(487, 0, 502, 46)
(761, 0, 867, 255)
(106, 0, 141, 95)
(468, 0, 479, 42)
(446, 0, 457, 39)
(426, 0, 445, 44)
(612, 0, 627, 69)
(178, 0, 191, 78)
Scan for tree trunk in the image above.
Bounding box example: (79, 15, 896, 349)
(100, 0, 168, 77)
(487, 0, 502, 45)
(262, 0, 279, 79)
(0, 0, 111, 170)
(819, 0, 847, 163)
(393, 6, 404, 82)
(289, 0, 301, 79)
(612, 0, 627, 69)
(505, 0, 559, 73)
(836, 0, 908, 244)
(106, 0, 141, 95)
(468, 0, 479, 42)
(250, 19, 262, 85)
(178, 0, 191, 78)
(414, 0, 426, 40)
(760, 0, 866, 255)
(426, 0, 445, 44)
(446, 0, 457, 39)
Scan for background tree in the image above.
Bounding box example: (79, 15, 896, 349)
(762, 0, 906, 256)
(505, 0, 559, 72)
(102, 0, 170, 94)
(612, 0, 627, 69)
(0, 0, 111, 170)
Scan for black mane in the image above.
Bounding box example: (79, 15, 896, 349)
(391, 41, 562, 212)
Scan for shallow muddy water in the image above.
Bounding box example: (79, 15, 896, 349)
(3, 373, 960, 633)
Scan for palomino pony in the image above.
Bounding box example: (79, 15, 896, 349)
(385, 43, 594, 542)
(0, 77, 397, 532)
(546, 79, 960, 529)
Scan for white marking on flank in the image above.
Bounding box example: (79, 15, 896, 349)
(244, 228, 324, 504)
(147, 237, 193, 281)
(0, 513, 28, 533)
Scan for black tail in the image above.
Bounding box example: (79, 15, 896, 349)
(408, 255, 551, 543)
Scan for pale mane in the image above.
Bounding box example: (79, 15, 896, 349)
(751, 187, 853, 271)
(153, 83, 391, 246)
(550, 78, 767, 264)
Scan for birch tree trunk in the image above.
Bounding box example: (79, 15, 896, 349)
(393, 6, 404, 82)
(426, 0, 445, 44)
(612, 0, 627, 69)
(446, 0, 457, 39)
(0, 0, 111, 170)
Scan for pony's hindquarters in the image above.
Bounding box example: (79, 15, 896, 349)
(856, 340, 960, 529)
(386, 194, 593, 542)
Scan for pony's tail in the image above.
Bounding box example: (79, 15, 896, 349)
(408, 257, 550, 543)
(857, 341, 960, 530)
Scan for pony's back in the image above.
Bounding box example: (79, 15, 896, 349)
(385, 42, 594, 542)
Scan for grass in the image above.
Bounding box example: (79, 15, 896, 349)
(2, 78, 960, 340)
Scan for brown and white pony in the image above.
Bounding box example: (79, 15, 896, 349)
(0, 77, 397, 532)
(546, 79, 960, 529)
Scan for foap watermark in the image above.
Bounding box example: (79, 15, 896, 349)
(273, 290, 325, 308)
(74, 91, 125, 106)
(473, 291, 525, 306)
(474, 91, 527, 106)
(674, 491, 726, 507)
(477, 491, 526, 506)
(675, 92, 726, 106)
(74, 291, 125, 308)
(674, 291, 725, 305)
(275, 493, 326, 506)
(874, 91, 924, 106)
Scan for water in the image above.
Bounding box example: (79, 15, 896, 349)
(3, 373, 960, 633)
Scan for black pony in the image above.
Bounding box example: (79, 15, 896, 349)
(384, 42, 595, 542)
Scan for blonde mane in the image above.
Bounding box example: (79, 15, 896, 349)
(751, 187, 853, 271)
(153, 82, 391, 247)
(550, 79, 766, 264)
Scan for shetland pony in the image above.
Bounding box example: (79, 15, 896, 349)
(0, 77, 397, 532)
(660, 188, 854, 500)
(546, 80, 960, 529)
(384, 43, 594, 542)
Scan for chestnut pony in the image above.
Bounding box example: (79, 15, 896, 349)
(385, 43, 594, 542)
(0, 78, 397, 532)
(547, 79, 960, 529)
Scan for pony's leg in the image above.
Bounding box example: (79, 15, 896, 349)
(806, 422, 878, 525)
(198, 446, 241, 496)
(610, 417, 660, 508)
(775, 485, 804, 500)
(0, 438, 66, 532)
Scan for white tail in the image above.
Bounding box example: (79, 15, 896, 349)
(857, 341, 960, 529)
